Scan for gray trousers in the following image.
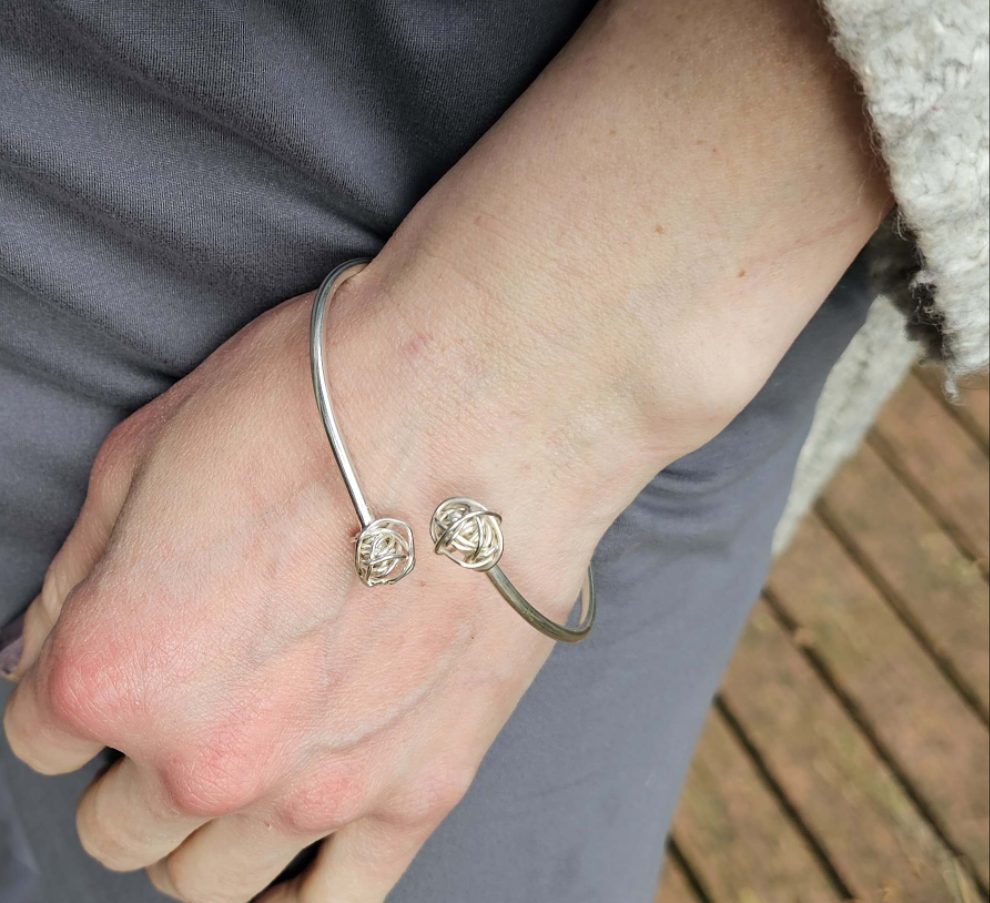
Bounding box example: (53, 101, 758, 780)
(0, 1, 875, 899)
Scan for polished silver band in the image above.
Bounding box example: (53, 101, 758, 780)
(310, 259, 415, 587)
(431, 497, 596, 644)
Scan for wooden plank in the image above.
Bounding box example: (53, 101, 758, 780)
(821, 442, 990, 718)
(916, 365, 990, 451)
(720, 601, 983, 903)
(873, 372, 989, 571)
(670, 709, 840, 903)
(654, 852, 702, 903)
(768, 514, 990, 890)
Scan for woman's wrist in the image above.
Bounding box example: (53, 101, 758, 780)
(294, 0, 900, 621)
(333, 254, 668, 526)
(349, 0, 894, 476)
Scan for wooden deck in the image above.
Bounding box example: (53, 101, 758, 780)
(654, 366, 990, 903)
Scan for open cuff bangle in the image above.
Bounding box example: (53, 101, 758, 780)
(310, 259, 415, 587)
(311, 259, 596, 642)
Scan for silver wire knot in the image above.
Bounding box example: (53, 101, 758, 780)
(430, 497, 504, 571)
(355, 518, 415, 587)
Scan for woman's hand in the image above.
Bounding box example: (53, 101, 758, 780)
(3, 0, 891, 900)
(3, 234, 723, 902)
(2, 260, 646, 902)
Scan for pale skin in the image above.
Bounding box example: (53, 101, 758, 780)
(3, 0, 892, 901)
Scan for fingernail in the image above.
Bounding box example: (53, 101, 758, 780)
(0, 613, 25, 677)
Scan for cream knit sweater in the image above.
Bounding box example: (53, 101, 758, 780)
(776, 0, 988, 550)
(827, 0, 989, 383)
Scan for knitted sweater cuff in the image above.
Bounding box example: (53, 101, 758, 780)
(822, 0, 989, 381)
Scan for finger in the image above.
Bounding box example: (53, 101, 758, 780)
(77, 756, 209, 872)
(2, 670, 105, 775)
(3, 430, 135, 772)
(2, 545, 99, 686)
(258, 817, 427, 903)
(146, 815, 321, 903)
(3, 426, 132, 683)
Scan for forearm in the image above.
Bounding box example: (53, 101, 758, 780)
(353, 0, 890, 477)
(397, 0, 889, 311)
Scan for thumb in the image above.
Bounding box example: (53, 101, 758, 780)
(2, 427, 134, 682)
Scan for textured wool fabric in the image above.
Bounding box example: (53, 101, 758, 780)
(773, 294, 917, 554)
(770, 0, 990, 549)
(823, 0, 990, 383)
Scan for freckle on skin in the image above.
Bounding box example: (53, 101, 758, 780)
(655, 224, 665, 236)
(738, 269, 747, 278)
(609, 128, 618, 136)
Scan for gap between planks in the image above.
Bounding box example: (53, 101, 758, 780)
(713, 696, 855, 900)
(720, 601, 984, 902)
(657, 840, 716, 903)
(817, 499, 990, 728)
(868, 429, 988, 579)
(763, 587, 989, 900)
(914, 366, 990, 454)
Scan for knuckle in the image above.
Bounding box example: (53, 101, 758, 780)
(160, 743, 263, 819)
(390, 763, 476, 831)
(277, 762, 372, 836)
(41, 609, 155, 747)
(44, 642, 116, 740)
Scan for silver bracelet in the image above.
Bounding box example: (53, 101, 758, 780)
(310, 259, 597, 642)
(310, 259, 415, 587)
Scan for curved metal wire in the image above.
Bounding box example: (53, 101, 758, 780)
(431, 497, 596, 644)
(310, 259, 415, 587)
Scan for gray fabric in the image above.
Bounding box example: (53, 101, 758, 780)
(0, 772, 36, 903)
(0, 2, 875, 900)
